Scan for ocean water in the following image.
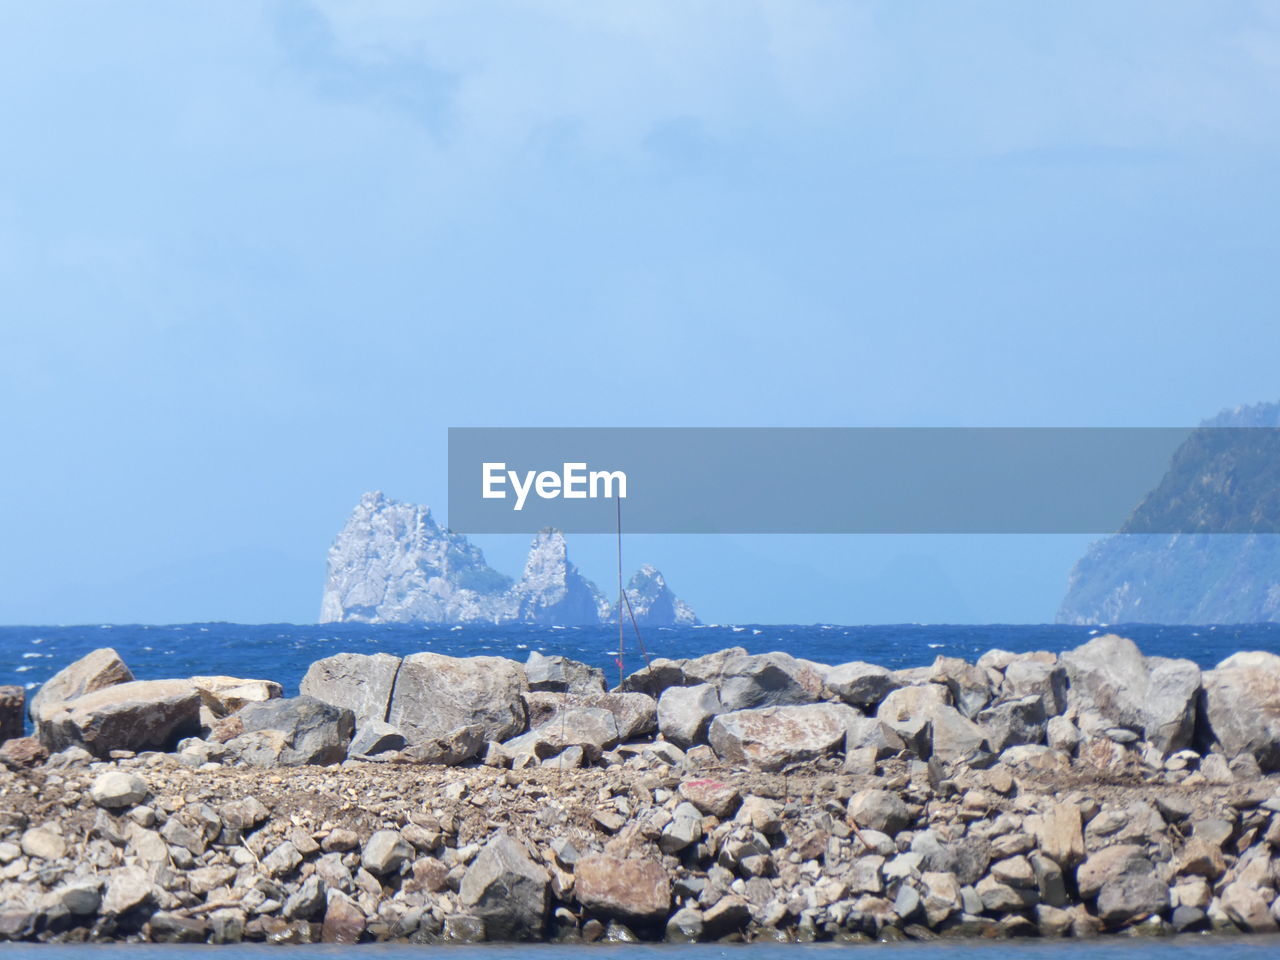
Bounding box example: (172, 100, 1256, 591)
(1, 934, 1278, 958)
(3, 621, 1279, 697)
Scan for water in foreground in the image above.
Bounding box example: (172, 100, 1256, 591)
(2, 935, 1279, 958)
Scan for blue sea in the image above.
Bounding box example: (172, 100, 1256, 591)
(3, 621, 1279, 698)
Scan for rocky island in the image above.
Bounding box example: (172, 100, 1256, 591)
(1, 636, 1280, 944)
(1060, 401, 1280, 624)
(320, 491, 697, 626)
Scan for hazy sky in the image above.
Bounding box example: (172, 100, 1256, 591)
(3, 2, 1279, 624)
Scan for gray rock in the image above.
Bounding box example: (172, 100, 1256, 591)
(349, 719, 407, 756)
(90, 771, 149, 809)
(363, 830, 413, 876)
(1045, 715, 1081, 754)
(149, 912, 209, 943)
(1202, 651, 1280, 771)
(977, 696, 1047, 752)
(928, 704, 991, 765)
(102, 866, 154, 916)
(713, 652, 826, 711)
(825, 661, 900, 708)
(458, 832, 550, 940)
(299, 652, 402, 724)
(845, 716, 907, 758)
(666, 906, 704, 942)
(893, 884, 921, 921)
(1097, 871, 1169, 927)
(657, 683, 720, 747)
(234, 696, 354, 766)
(1060, 634, 1200, 753)
(525, 652, 605, 694)
(58, 880, 103, 916)
(0, 686, 23, 744)
(263, 841, 303, 877)
(282, 875, 328, 921)
(525, 691, 656, 741)
(36, 679, 201, 758)
(912, 831, 991, 886)
(658, 807, 704, 854)
(503, 706, 620, 762)
(929, 656, 993, 718)
(708, 702, 859, 771)
(848, 789, 911, 836)
(403, 724, 485, 765)
(389, 653, 527, 744)
(29, 647, 133, 721)
(1002, 657, 1067, 715)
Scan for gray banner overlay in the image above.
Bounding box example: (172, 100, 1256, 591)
(447, 427, 1280, 534)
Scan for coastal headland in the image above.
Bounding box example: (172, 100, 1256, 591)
(1, 636, 1279, 944)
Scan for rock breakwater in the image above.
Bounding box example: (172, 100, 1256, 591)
(0, 635, 1279, 943)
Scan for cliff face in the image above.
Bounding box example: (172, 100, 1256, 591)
(319, 492, 512, 625)
(320, 493, 697, 626)
(508, 529, 611, 626)
(622, 564, 699, 626)
(1058, 402, 1280, 624)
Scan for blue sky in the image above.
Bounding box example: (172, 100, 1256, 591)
(2, 1, 1279, 624)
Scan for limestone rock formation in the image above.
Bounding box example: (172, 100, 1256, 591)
(319, 493, 698, 626)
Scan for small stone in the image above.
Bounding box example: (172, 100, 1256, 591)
(322, 828, 359, 853)
(678, 779, 741, 818)
(20, 827, 66, 861)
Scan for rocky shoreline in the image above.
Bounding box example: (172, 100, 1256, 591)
(1, 636, 1279, 944)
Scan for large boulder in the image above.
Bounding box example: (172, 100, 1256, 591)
(459, 832, 550, 940)
(36, 679, 201, 757)
(824, 662, 900, 709)
(977, 695, 1047, 752)
(524, 692, 656, 741)
(29, 647, 133, 720)
(1059, 635, 1200, 753)
(657, 683, 721, 747)
(712, 651, 826, 711)
(928, 704, 991, 764)
(300, 653, 402, 723)
(402, 724, 485, 765)
(1202, 651, 1280, 771)
(929, 656, 993, 718)
(1002, 655, 1067, 716)
(524, 652, 605, 695)
(230, 696, 354, 766)
(575, 855, 671, 926)
(188, 676, 282, 730)
(388, 653, 527, 744)
(708, 703, 859, 771)
(0, 686, 22, 743)
(502, 707, 620, 762)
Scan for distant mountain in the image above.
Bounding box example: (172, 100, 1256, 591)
(1058, 402, 1280, 624)
(319, 492, 698, 626)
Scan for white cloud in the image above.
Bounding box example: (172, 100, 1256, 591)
(305, 0, 878, 151)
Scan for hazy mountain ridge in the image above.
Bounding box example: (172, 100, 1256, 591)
(1058, 402, 1280, 625)
(320, 492, 698, 626)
